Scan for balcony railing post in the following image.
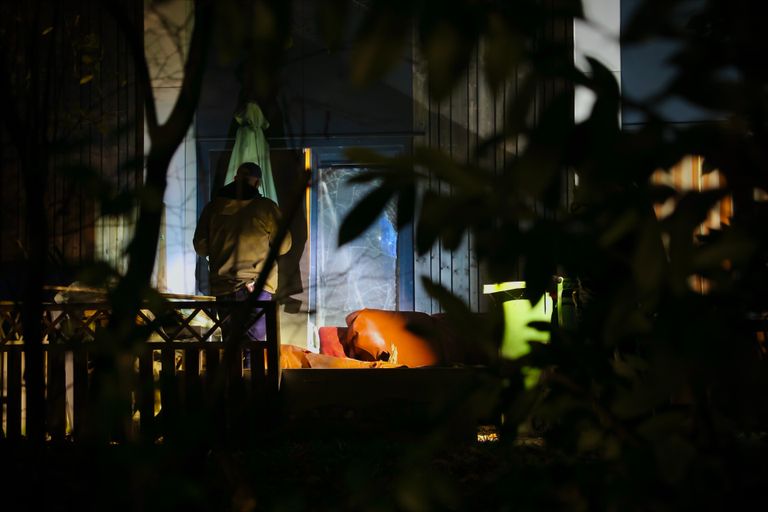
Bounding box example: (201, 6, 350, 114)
(137, 345, 155, 443)
(46, 345, 67, 440)
(6, 348, 22, 440)
(265, 301, 280, 395)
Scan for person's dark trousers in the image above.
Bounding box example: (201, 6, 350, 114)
(216, 288, 273, 368)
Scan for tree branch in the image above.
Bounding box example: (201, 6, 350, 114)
(161, 0, 213, 142)
(99, 0, 160, 139)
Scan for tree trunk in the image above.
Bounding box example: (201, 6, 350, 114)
(20, 156, 48, 444)
(98, 0, 214, 441)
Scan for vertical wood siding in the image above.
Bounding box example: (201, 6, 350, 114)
(413, 10, 574, 314)
(0, 0, 143, 294)
(413, 46, 517, 314)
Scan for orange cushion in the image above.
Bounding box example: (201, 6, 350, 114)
(304, 352, 403, 369)
(318, 326, 347, 358)
(280, 344, 311, 369)
(344, 309, 445, 367)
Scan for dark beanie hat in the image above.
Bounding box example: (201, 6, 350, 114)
(236, 162, 262, 179)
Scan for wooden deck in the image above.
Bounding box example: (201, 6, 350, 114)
(0, 301, 499, 444)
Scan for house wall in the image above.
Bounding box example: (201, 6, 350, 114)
(620, 0, 715, 126)
(0, 0, 202, 297)
(188, 3, 580, 341)
(409, 0, 621, 314)
(91, 0, 145, 277)
(411, 46, 503, 315)
(574, 0, 622, 123)
(193, 1, 416, 347)
(412, 4, 576, 314)
(144, 0, 198, 295)
(0, 0, 143, 297)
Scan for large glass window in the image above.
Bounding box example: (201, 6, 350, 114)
(315, 166, 398, 327)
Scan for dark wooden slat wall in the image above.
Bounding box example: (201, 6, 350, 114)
(414, 47, 508, 315)
(0, 0, 142, 291)
(0, 141, 23, 281)
(538, 0, 576, 217)
(413, 10, 574, 314)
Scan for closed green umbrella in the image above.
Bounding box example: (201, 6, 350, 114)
(225, 101, 279, 204)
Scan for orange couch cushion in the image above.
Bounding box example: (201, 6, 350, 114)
(318, 326, 347, 358)
(280, 344, 311, 369)
(344, 309, 448, 367)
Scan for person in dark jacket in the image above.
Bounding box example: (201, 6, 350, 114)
(194, 162, 291, 342)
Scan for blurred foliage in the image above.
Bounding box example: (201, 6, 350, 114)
(332, 0, 768, 509)
(4, 0, 768, 510)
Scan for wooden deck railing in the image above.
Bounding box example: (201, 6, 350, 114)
(0, 301, 281, 443)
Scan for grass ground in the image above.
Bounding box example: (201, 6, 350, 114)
(2, 429, 767, 511)
(0, 435, 564, 512)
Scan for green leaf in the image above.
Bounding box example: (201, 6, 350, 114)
(632, 218, 667, 296)
(349, 8, 409, 87)
(692, 229, 755, 270)
(648, 184, 677, 204)
(584, 57, 621, 129)
(141, 286, 166, 311)
(620, 0, 683, 43)
(521, 223, 558, 305)
(655, 435, 696, 484)
(522, 255, 553, 307)
(666, 189, 728, 233)
(55, 163, 112, 198)
(343, 149, 420, 187)
(338, 187, 395, 246)
(701, 157, 718, 174)
(421, 277, 497, 358)
(576, 427, 604, 453)
(482, 12, 524, 93)
(418, 5, 479, 100)
(100, 190, 139, 217)
(412, 146, 484, 192)
(662, 189, 726, 272)
(344, 147, 391, 167)
(499, 73, 538, 139)
(528, 320, 551, 333)
(316, 0, 349, 51)
(137, 187, 164, 212)
(77, 261, 119, 287)
(415, 191, 466, 254)
(397, 185, 415, 230)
